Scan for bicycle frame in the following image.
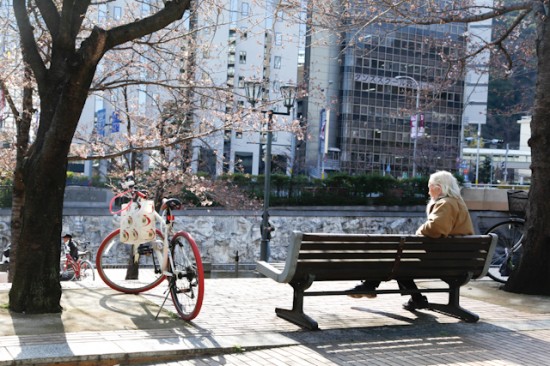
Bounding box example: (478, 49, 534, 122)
(62, 253, 81, 278)
(151, 202, 178, 278)
(117, 193, 181, 279)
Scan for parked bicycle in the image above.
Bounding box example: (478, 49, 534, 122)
(95, 175, 204, 321)
(77, 241, 93, 262)
(483, 190, 527, 283)
(60, 242, 95, 281)
(1, 242, 9, 264)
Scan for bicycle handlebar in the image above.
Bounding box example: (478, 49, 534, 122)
(109, 173, 182, 215)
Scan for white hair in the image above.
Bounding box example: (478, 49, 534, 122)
(428, 170, 462, 199)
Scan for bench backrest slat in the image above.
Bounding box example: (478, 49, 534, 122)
(285, 232, 497, 283)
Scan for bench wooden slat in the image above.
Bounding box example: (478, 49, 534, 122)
(297, 251, 490, 261)
(300, 241, 493, 251)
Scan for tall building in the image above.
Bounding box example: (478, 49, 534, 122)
(302, 1, 493, 179)
(190, 0, 301, 177)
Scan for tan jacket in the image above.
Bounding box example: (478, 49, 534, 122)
(416, 196, 474, 238)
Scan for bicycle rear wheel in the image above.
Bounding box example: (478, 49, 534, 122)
(60, 259, 77, 281)
(96, 228, 166, 294)
(484, 218, 525, 283)
(169, 231, 204, 321)
(79, 260, 95, 281)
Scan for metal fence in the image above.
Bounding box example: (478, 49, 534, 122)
(0, 185, 11, 208)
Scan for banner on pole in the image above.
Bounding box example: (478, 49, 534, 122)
(319, 109, 326, 141)
(410, 114, 425, 139)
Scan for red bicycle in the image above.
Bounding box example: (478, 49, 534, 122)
(60, 244, 95, 281)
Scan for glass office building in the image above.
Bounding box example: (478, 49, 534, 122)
(338, 23, 468, 177)
(301, 0, 494, 179)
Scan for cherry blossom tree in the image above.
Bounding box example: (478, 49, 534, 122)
(6, 0, 197, 313)
(3, 0, 289, 313)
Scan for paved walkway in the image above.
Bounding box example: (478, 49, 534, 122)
(1, 277, 550, 365)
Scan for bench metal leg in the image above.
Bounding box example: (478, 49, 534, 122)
(275, 277, 319, 330)
(425, 280, 479, 323)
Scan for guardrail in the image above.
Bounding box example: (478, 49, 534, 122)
(464, 183, 530, 190)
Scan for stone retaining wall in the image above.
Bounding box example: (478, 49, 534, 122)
(0, 204, 510, 267)
(0, 207, 429, 265)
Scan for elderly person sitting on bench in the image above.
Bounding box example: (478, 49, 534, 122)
(348, 170, 474, 310)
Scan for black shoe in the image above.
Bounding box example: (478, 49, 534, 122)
(403, 296, 428, 311)
(347, 283, 377, 299)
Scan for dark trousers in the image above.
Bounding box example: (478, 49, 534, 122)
(362, 280, 425, 302)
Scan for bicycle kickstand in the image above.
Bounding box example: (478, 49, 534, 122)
(155, 286, 172, 320)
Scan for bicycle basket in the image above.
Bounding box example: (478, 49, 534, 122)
(507, 190, 528, 218)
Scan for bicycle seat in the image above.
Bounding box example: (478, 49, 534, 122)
(164, 198, 182, 210)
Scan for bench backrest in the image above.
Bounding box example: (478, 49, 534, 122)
(285, 232, 497, 283)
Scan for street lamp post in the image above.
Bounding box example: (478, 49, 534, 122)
(475, 122, 481, 185)
(244, 80, 297, 262)
(396, 75, 420, 178)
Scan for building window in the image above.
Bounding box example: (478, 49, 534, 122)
(275, 32, 283, 46)
(239, 51, 247, 64)
(241, 2, 249, 16)
(141, 0, 150, 16)
(98, 4, 107, 22)
(235, 152, 252, 174)
(113, 6, 122, 20)
(240, 27, 248, 39)
(274, 56, 281, 69)
(238, 76, 245, 88)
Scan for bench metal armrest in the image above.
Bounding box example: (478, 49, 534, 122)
(256, 231, 303, 283)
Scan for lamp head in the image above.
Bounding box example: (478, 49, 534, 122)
(244, 80, 263, 108)
(280, 84, 297, 112)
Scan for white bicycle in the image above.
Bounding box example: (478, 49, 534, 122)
(95, 177, 204, 321)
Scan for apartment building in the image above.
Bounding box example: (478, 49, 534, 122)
(76, 0, 301, 178)
(190, 1, 301, 177)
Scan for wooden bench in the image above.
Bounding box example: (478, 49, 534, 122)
(256, 231, 498, 330)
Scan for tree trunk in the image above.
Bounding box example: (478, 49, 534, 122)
(505, 8, 550, 294)
(8, 65, 33, 283)
(8, 155, 67, 313)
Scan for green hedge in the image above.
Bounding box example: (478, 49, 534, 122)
(0, 173, 442, 208)
(220, 173, 430, 206)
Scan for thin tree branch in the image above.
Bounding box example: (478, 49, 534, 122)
(105, 0, 191, 50)
(13, 1, 47, 87)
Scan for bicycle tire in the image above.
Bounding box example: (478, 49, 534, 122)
(484, 218, 525, 283)
(79, 252, 93, 262)
(169, 231, 204, 321)
(96, 228, 166, 294)
(79, 260, 95, 281)
(61, 260, 77, 281)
